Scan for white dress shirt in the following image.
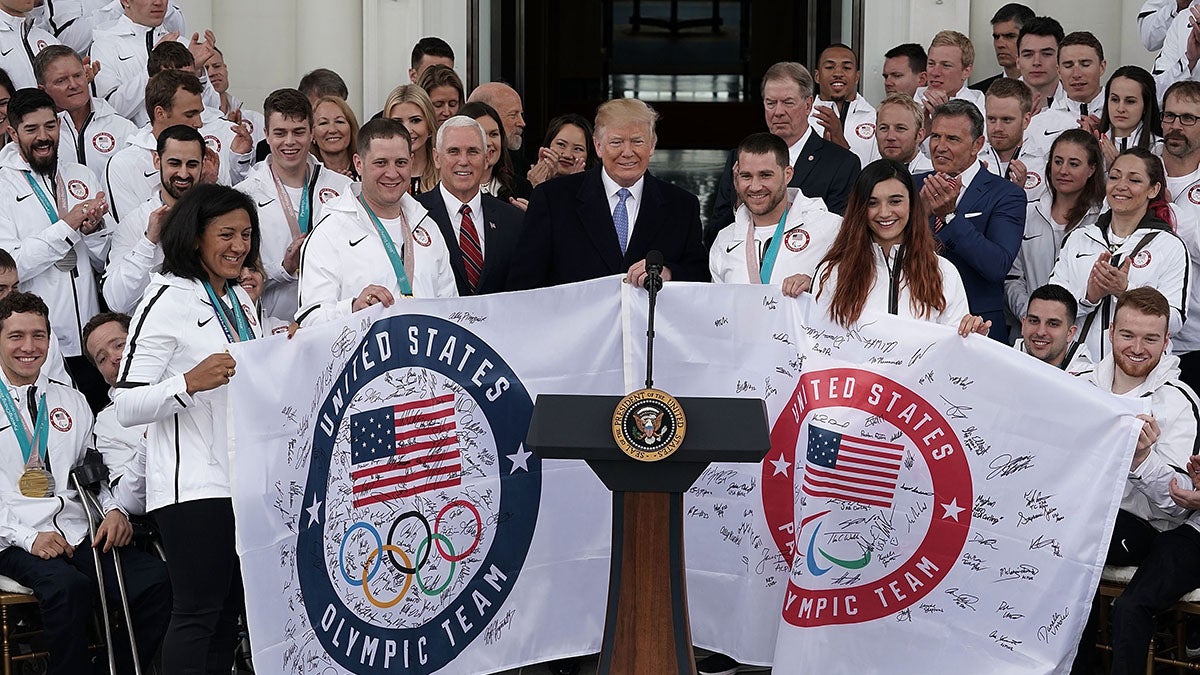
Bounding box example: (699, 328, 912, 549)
(600, 169, 644, 242)
(438, 183, 486, 258)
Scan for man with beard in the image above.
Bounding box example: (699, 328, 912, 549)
(1082, 287, 1200, 675)
(1158, 80, 1200, 392)
(0, 88, 111, 410)
(103, 124, 203, 313)
(33, 45, 138, 181)
(709, 132, 840, 289)
(1015, 283, 1090, 373)
(870, 93, 933, 174)
(979, 78, 1046, 199)
(467, 81, 531, 196)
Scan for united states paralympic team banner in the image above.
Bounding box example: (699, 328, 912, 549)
(228, 278, 1143, 674)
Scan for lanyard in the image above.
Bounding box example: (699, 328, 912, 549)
(23, 171, 62, 224)
(270, 162, 314, 237)
(201, 280, 253, 343)
(357, 195, 414, 297)
(72, 110, 95, 166)
(0, 385, 47, 470)
(745, 208, 789, 284)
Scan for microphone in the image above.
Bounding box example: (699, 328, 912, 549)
(644, 250, 664, 292)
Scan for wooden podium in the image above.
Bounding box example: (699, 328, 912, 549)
(526, 394, 769, 674)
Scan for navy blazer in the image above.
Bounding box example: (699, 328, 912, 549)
(916, 165, 1026, 338)
(708, 132, 860, 245)
(416, 187, 524, 296)
(506, 168, 709, 290)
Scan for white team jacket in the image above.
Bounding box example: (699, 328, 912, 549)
(0, 11, 58, 90)
(91, 14, 219, 126)
(810, 96, 877, 168)
(114, 273, 262, 511)
(709, 188, 841, 284)
(57, 98, 138, 180)
(104, 120, 250, 223)
(977, 142, 1049, 202)
(1049, 213, 1190, 361)
(93, 403, 147, 516)
(1089, 352, 1200, 533)
(234, 157, 353, 321)
(811, 243, 971, 327)
(0, 370, 117, 551)
(1170, 193, 1200, 353)
(1013, 338, 1094, 376)
(0, 144, 107, 357)
(1005, 191, 1101, 321)
(296, 189, 458, 326)
(35, 0, 185, 54)
(102, 191, 163, 313)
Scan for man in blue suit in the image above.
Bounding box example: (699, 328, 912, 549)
(917, 99, 1026, 342)
(417, 115, 524, 296)
(507, 97, 708, 290)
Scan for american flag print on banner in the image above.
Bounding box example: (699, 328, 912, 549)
(801, 425, 904, 509)
(349, 393, 462, 508)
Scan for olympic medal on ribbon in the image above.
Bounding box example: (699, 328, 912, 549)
(18, 467, 53, 498)
(611, 387, 687, 462)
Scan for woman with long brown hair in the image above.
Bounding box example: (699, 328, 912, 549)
(790, 159, 984, 335)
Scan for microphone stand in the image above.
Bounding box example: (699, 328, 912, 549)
(643, 252, 664, 390)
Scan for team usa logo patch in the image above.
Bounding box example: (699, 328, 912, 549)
(1024, 171, 1042, 191)
(318, 187, 339, 204)
(855, 123, 875, 140)
(35, 40, 46, 51)
(92, 132, 116, 153)
(1132, 250, 1152, 269)
(49, 407, 72, 432)
(785, 227, 810, 253)
(1189, 185, 1200, 205)
(67, 180, 88, 200)
(204, 135, 222, 153)
(762, 368, 971, 627)
(413, 225, 432, 247)
(240, 305, 258, 327)
(297, 315, 538, 671)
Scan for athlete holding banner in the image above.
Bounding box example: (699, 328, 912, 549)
(296, 117, 457, 327)
(114, 184, 262, 675)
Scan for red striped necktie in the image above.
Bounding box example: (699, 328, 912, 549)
(459, 204, 484, 292)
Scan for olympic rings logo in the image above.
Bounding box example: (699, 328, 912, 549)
(338, 499, 483, 609)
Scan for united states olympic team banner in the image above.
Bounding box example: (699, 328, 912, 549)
(227, 278, 1143, 674)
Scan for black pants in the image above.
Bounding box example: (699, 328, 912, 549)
(0, 538, 171, 675)
(1110, 524, 1200, 675)
(154, 497, 244, 675)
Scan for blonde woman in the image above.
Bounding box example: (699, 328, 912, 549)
(310, 95, 359, 180)
(383, 84, 438, 194)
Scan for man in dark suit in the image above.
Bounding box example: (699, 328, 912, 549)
(917, 99, 1026, 342)
(708, 61, 860, 245)
(507, 97, 708, 291)
(416, 116, 523, 295)
(968, 3, 1035, 93)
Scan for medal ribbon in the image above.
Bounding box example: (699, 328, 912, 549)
(357, 195, 414, 297)
(201, 281, 253, 343)
(745, 208, 789, 284)
(270, 161, 312, 238)
(23, 171, 64, 225)
(0, 385, 47, 471)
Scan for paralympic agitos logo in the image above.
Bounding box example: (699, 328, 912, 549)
(762, 368, 972, 627)
(297, 315, 538, 672)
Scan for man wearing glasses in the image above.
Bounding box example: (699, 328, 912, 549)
(1160, 79, 1200, 392)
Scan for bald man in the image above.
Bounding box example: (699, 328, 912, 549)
(469, 82, 532, 197)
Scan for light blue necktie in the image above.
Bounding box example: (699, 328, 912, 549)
(613, 188, 631, 254)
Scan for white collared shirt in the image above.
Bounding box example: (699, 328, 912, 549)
(953, 160, 983, 208)
(786, 126, 815, 168)
(439, 183, 486, 258)
(600, 169, 645, 242)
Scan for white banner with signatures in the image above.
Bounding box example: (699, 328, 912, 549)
(227, 277, 1143, 674)
(637, 283, 1144, 673)
(227, 278, 622, 674)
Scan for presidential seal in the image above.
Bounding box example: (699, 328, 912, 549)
(297, 315, 539, 672)
(611, 388, 686, 462)
(762, 368, 971, 627)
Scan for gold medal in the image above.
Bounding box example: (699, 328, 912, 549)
(18, 467, 53, 498)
